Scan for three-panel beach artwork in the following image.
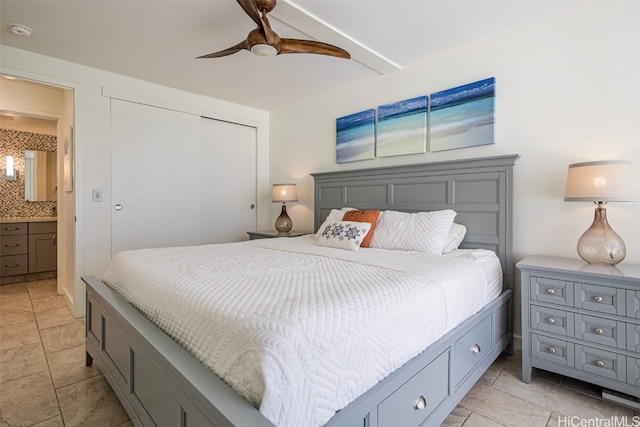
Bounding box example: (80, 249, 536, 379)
(336, 77, 495, 163)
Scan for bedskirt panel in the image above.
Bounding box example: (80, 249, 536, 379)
(84, 275, 512, 427)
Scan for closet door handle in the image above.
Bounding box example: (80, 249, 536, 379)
(114, 204, 123, 211)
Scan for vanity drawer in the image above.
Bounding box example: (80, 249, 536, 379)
(378, 350, 449, 427)
(1, 235, 28, 256)
(530, 276, 572, 306)
(1, 223, 27, 236)
(575, 344, 626, 382)
(574, 283, 625, 316)
(530, 305, 573, 337)
(531, 333, 574, 367)
(452, 315, 493, 387)
(29, 221, 57, 234)
(1, 254, 28, 275)
(575, 314, 626, 349)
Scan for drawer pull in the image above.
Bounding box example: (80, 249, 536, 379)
(596, 360, 605, 368)
(548, 347, 556, 354)
(546, 288, 556, 295)
(594, 328, 603, 335)
(4, 227, 19, 231)
(414, 396, 427, 410)
(593, 296, 603, 303)
(4, 264, 20, 268)
(471, 344, 481, 354)
(4, 243, 20, 247)
(547, 318, 556, 324)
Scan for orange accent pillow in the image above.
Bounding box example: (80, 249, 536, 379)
(341, 210, 381, 247)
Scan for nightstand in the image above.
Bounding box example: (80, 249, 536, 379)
(517, 256, 640, 399)
(247, 230, 308, 240)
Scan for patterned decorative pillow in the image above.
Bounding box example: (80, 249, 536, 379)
(315, 209, 346, 240)
(316, 221, 372, 251)
(369, 209, 457, 254)
(341, 210, 381, 247)
(314, 208, 358, 240)
(442, 223, 467, 254)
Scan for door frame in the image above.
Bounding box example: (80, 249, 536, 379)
(0, 70, 80, 315)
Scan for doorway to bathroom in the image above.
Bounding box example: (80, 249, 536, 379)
(0, 75, 75, 309)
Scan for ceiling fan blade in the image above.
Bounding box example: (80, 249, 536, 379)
(197, 40, 249, 59)
(260, 10, 278, 46)
(236, 0, 261, 26)
(280, 39, 351, 59)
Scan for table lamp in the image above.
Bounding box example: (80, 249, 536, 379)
(564, 160, 637, 265)
(272, 184, 298, 234)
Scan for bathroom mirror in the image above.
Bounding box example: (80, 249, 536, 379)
(24, 150, 57, 202)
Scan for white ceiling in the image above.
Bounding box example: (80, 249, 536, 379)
(0, 0, 571, 112)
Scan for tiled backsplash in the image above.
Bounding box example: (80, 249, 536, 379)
(1, 129, 58, 217)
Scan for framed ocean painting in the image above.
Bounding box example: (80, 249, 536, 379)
(376, 96, 427, 157)
(336, 109, 375, 163)
(430, 77, 495, 152)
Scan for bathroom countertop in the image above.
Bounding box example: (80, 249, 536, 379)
(0, 217, 58, 223)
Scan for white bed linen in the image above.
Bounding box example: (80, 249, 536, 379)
(103, 236, 502, 427)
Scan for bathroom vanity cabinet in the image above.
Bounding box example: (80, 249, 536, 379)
(1, 220, 57, 284)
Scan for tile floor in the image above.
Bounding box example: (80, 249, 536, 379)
(1, 278, 638, 427)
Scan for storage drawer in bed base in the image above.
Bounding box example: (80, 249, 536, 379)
(84, 276, 513, 427)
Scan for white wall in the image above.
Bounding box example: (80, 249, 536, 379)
(1, 47, 270, 316)
(269, 3, 640, 343)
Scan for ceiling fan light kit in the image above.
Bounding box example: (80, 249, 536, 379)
(198, 0, 350, 60)
(251, 43, 278, 58)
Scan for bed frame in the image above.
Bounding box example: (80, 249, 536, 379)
(84, 154, 519, 427)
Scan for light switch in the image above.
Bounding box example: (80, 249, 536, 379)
(92, 189, 103, 202)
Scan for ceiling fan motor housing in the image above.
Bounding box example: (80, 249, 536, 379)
(254, 0, 277, 13)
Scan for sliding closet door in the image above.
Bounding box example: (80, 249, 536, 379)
(200, 117, 257, 244)
(111, 100, 257, 257)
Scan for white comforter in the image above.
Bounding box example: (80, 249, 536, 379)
(103, 236, 502, 427)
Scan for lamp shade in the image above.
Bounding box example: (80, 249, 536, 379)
(564, 160, 638, 202)
(272, 184, 298, 203)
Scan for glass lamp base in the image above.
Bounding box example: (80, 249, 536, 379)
(577, 204, 626, 266)
(275, 204, 293, 234)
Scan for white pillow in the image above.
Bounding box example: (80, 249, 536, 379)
(315, 209, 347, 239)
(369, 210, 457, 254)
(316, 221, 372, 251)
(442, 223, 467, 254)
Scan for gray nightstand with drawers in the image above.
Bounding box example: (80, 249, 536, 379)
(517, 256, 640, 398)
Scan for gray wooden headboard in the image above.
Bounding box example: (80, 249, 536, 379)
(311, 154, 519, 289)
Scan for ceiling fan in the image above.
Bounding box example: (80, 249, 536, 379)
(197, 0, 351, 60)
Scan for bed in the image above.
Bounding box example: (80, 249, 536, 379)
(83, 154, 519, 427)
